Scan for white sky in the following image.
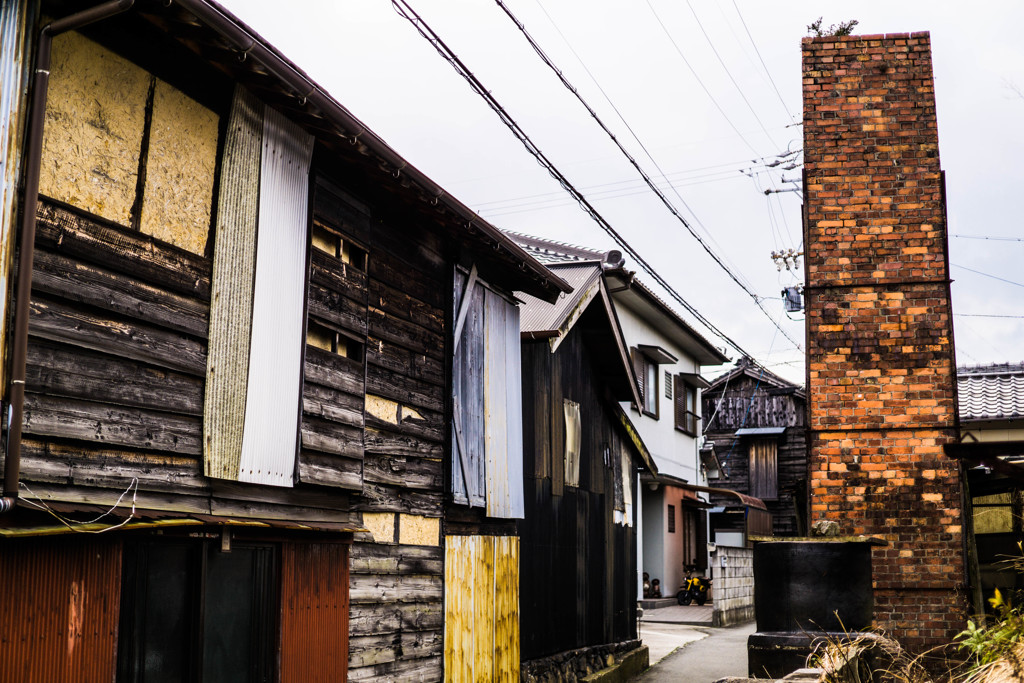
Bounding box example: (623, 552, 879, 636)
(219, 0, 1024, 384)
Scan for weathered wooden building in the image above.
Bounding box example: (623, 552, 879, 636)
(511, 233, 729, 598)
(702, 357, 807, 538)
(0, 2, 567, 681)
(515, 260, 656, 678)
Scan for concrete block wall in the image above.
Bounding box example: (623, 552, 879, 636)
(711, 545, 754, 627)
(802, 32, 966, 650)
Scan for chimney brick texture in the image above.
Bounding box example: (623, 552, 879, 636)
(802, 32, 966, 650)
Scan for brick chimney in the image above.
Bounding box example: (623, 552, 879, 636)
(802, 33, 965, 649)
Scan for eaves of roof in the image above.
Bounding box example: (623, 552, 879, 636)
(97, 0, 571, 303)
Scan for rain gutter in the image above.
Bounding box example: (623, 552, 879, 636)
(2, 0, 136, 514)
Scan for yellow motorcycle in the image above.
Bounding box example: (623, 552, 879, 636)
(676, 564, 711, 606)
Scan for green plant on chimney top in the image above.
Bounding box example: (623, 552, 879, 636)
(807, 17, 860, 37)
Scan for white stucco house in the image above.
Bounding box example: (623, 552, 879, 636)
(511, 233, 729, 600)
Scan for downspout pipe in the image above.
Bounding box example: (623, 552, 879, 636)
(1, 0, 135, 514)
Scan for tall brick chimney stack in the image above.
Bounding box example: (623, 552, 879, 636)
(802, 33, 965, 649)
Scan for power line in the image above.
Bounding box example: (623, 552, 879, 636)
(643, 0, 763, 159)
(951, 234, 1024, 242)
(684, 0, 779, 149)
(952, 263, 1024, 289)
(730, 0, 797, 124)
(390, 0, 796, 360)
(955, 313, 1024, 319)
(489, 0, 802, 351)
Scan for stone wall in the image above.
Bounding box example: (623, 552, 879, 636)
(712, 545, 754, 627)
(520, 640, 646, 683)
(802, 32, 966, 650)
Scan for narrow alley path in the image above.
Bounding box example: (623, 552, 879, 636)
(635, 621, 756, 682)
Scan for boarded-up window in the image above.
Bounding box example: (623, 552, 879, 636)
(444, 535, 519, 682)
(205, 88, 314, 487)
(749, 438, 778, 500)
(563, 399, 581, 488)
(452, 267, 524, 518)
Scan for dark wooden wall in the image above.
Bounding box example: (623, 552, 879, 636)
(519, 317, 638, 662)
(702, 375, 807, 537)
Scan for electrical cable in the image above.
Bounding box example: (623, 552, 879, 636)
(951, 263, 1024, 289)
(489, 0, 802, 351)
(392, 0, 782, 359)
(730, 0, 798, 124)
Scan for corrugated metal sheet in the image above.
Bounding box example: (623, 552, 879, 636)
(0, 0, 33, 390)
(484, 288, 524, 519)
(238, 105, 313, 486)
(444, 535, 519, 682)
(0, 538, 121, 683)
(280, 542, 350, 682)
(205, 85, 263, 481)
(517, 262, 601, 335)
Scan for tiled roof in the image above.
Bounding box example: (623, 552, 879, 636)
(506, 231, 606, 265)
(958, 362, 1024, 421)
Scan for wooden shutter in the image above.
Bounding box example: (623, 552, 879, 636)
(452, 269, 525, 518)
(674, 374, 684, 430)
(563, 399, 581, 488)
(749, 438, 778, 499)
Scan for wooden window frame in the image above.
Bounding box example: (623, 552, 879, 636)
(674, 375, 700, 436)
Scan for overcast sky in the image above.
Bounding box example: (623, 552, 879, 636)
(219, 0, 1024, 384)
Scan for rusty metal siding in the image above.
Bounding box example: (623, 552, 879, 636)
(0, 0, 34, 390)
(205, 85, 263, 481)
(280, 542, 350, 683)
(444, 535, 519, 682)
(238, 105, 314, 487)
(0, 538, 121, 683)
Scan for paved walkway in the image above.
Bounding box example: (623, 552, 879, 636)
(642, 603, 713, 625)
(635, 620, 757, 682)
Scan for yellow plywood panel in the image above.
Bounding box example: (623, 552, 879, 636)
(399, 514, 439, 546)
(140, 79, 219, 254)
(366, 394, 399, 424)
(445, 536, 474, 683)
(494, 536, 520, 682)
(361, 512, 395, 544)
(39, 31, 150, 225)
(445, 535, 519, 681)
(473, 536, 495, 683)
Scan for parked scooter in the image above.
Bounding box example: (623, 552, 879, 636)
(676, 564, 711, 606)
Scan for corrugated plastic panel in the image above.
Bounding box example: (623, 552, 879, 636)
(444, 535, 520, 682)
(517, 262, 601, 335)
(0, 1, 33, 390)
(238, 106, 313, 486)
(280, 543, 350, 682)
(503, 302, 524, 518)
(0, 538, 121, 683)
(204, 85, 262, 480)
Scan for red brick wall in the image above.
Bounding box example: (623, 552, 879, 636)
(802, 32, 966, 650)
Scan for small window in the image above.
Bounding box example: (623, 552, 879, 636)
(306, 320, 364, 362)
(564, 399, 582, 487)
(667, 504, 676, 533)
(311, 220, 368, 271)
(674, 376, 699, 436)
(665, 370, 673, 400)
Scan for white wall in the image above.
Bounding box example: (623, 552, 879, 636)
(640, 485, 692, 596)
(615, 305, 703, 485)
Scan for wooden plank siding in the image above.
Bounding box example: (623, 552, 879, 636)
(519, 323, 639, 662)
(702, 374, 808, 536)
(443, 535, 519, 682)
